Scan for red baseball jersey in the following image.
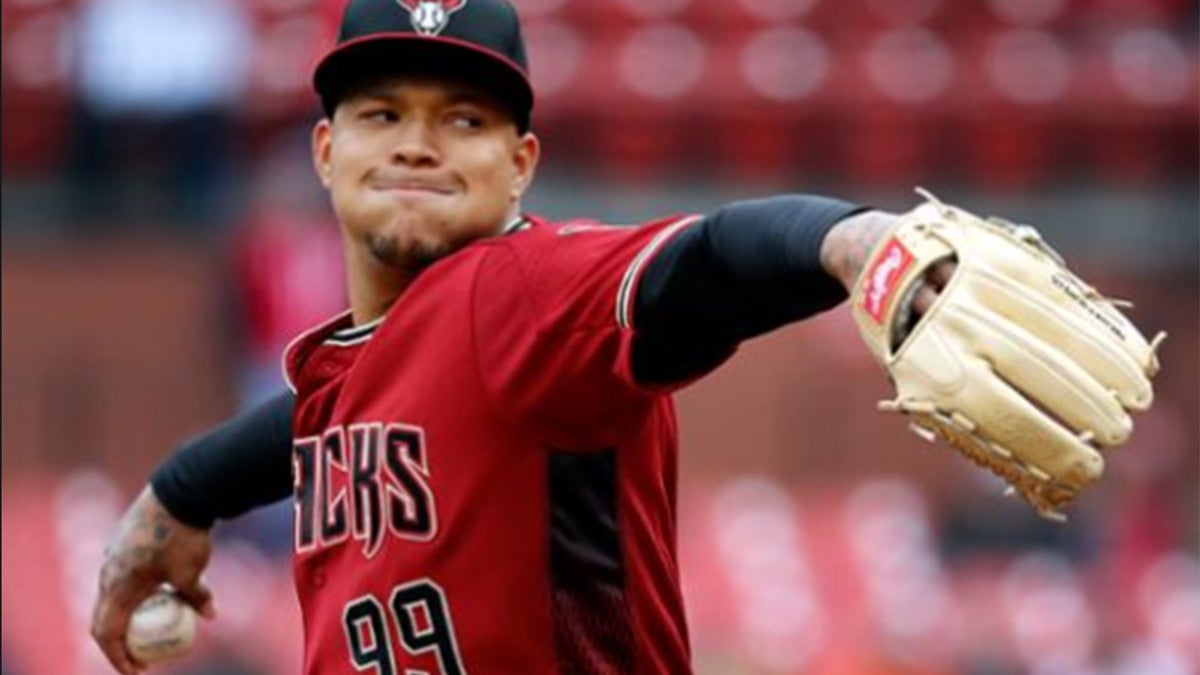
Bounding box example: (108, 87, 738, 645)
(283, 213, 711, 674)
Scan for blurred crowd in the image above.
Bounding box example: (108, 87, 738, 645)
(1, 0, 1197, 674)
(3, 0, 1198, 230)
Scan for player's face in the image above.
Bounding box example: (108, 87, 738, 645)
(312, 74, 539, 272)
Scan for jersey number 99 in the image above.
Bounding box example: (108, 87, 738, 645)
(343, 579, 466, 675)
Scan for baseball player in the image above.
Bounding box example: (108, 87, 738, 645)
(91, 1, 1162, 673)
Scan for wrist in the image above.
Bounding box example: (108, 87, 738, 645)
(145, 483, 211, 533)
(820, 209, 899, 292)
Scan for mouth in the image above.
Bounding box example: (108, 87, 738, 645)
(369, 177, 457, 197)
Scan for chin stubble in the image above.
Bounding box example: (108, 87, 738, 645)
(367, 233, 448, 274)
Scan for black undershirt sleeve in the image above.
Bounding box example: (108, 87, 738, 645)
(150, 389, 295, 528)
(631, 194, 868, 386)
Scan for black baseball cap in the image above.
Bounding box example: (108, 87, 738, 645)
(314, 0, 533, 132)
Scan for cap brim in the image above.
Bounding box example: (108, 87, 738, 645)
(313, 34, 533, 129)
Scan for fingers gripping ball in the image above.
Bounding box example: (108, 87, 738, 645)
(126, 590, 197, 664)
(851, 188, 1165, 521)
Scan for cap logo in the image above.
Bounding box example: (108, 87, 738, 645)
(397, 0, 467, 36)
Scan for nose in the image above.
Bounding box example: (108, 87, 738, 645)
(390, 118, 440, 167)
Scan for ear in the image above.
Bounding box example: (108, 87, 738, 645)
(311, 118, 334, 189)
(509, 132, 540, 201)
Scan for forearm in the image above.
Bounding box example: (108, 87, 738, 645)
(150, 390, 296, 528)
(632, 195, 879, 384)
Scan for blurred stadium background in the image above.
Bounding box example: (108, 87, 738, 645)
(1, 0, 1197, 673)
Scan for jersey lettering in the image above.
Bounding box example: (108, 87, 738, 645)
(384, 425, 436, 540)
(294, 422, 437, 556)
(293, 438, 319, 552)
(321, 427, 350, 545)
(350, 423, 386, 558)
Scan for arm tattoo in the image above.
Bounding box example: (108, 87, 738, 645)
(106, 497, 174, 582)
(820, 211, 896, 291)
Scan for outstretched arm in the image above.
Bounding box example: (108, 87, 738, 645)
(630, 196, 917, 385)
(639, 190, 1159, 519)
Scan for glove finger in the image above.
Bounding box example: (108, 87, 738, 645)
(1055, 270, 1162, 397)
(956, 355, 1106, 491)
(952, 301, 1132, 447)
(965, 267, 1153, 411)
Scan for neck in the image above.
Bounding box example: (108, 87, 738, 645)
(342, 206, 526, 326)
(345, 244, 414, 326)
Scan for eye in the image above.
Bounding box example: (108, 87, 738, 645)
(360, 108, 398, 124)
(447, 110, 485, 130)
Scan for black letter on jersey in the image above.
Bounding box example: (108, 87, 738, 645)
(384, 426, 435, 540)
(321, 427, 349, 544)
(293, 438, 319, 552)
(351, 424, 385, 558)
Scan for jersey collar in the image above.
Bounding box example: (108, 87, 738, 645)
(326, 315, 383, 346)
(321, 216, 532, 347)
(503, 215, 533, 234)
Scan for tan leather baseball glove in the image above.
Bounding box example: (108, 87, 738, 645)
(851, 189, 1165, 521)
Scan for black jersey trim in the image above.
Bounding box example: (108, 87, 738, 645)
(547, 449, 636, 673)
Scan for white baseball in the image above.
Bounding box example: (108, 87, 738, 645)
(126, 590, 197, 664)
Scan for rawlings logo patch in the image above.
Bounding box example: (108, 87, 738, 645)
(397, 0, 467, 36)
(862, 238, 914, 324)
